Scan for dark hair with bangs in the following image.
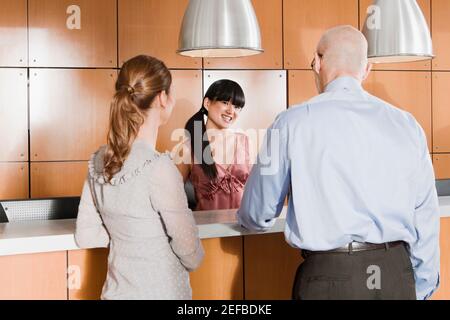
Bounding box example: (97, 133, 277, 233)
(185, 79, 245, 179)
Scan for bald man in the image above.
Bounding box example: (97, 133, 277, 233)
(238, 26, 440, 300)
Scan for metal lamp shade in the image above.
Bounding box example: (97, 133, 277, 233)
(362, 0, 433, 63)
(178, 0, 264, 58)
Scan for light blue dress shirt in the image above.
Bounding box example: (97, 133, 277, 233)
(237, 76, 440, 300)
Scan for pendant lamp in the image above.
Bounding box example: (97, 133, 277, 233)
(178, 0, 264, 58)
(362, 0, 433, 63)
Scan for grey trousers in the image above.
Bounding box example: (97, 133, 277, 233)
(292, 243, 417, 300)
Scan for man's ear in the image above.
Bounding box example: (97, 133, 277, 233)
(362, 62, 373, 81)
(313, 52, 322, 74)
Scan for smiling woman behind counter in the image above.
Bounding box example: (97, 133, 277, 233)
(176, 80, 252, 211)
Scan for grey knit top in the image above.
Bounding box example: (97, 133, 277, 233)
(75, 139, 204, 300)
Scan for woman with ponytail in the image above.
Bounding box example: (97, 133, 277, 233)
(177, 80, 252, 211)
(75, 55, 204, 300)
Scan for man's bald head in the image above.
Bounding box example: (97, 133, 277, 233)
(317, 25, 369, 78)
(312, 25, 371, 93)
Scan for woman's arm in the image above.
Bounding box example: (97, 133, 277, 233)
(149, 155, 204, 271)
(75, 178, 110, 249)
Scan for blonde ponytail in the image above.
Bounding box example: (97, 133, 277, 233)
(103, 55, 172, 182)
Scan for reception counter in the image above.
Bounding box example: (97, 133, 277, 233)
(0, 198, 449, 300)
(0, 208, 288, 257)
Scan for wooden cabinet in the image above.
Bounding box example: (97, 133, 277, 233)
(0, 251, 67, 300)
(68, 249, 108, 300)
(29, 0, 117, 68)
(284, 0, 359, 69)
(204, 70, 287, 160)
(0, 68, 28, 162)
(31, 162, 88, 198)
(0, 163, 28, 200)
(433, 154, 450, 180)
(118, 0, 201, 69)
(431, 218, 450, 300)
(244, 233, 303, 300)
(204, 0, 283, 70)
(156, 70, 202, 153)
(0, 0, 27, 67)
(288, 70, 318, 106)
(432, 72, 450, 153)
(30, 69, 115, 161)
(432, 0, 450, 70)
(364, 71, 432, 150)
(190, 237, 244, 300)
(359, 0, 431, 71)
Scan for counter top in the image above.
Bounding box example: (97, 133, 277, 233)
(1, 197, 450, 257)
(0, 208, 287, 257)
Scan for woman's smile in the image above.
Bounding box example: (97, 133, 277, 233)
(221, 114, 233, 124)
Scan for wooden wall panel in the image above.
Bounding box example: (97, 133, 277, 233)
(29, 0, 117, 68)
(68, 249, 109, 300)
(0, 163, 29, 200)
(432, 0, 450, 70)
(244, 233, 303, 300)
(204, 70, 287, 161)
(359, 0, 431, 71)
(433, 154, 450, 180)
(0, 251, 67, 300)
(284, 0, 359, 69)
(204, 0, 283, 70)
(0, 0, 27, 67)
(0, 68, 28, 162)
(364, 71, 432, 150)
(156, 70, 202, 153)
(30, 69, 115, 161)
(31, 162, 87, 198)
(288, 70, 318, 106)
(431, 218, 450, 300)
(119, 0, 201, 69)
(190, 237, 244, 300)
(433, 72, 450, 153)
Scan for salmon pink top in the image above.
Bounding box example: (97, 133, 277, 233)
(190, 133, 251, 211)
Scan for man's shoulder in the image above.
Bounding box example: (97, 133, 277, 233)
(278, 90, 420, 132)
(272, 104, 308, 128)
(365, 92, 419, 126)
(278, 92, 335, 124)
(286, 91, 341, 113)
(278, 97, 320, 119)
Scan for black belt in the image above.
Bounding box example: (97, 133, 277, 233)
(302, 241, 406, 258)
